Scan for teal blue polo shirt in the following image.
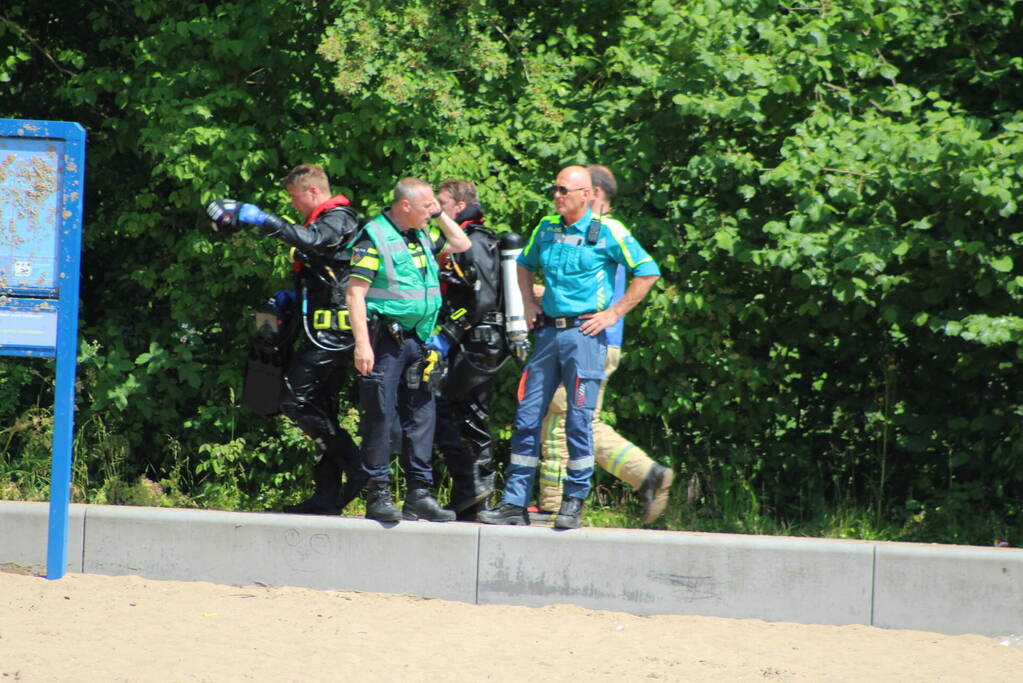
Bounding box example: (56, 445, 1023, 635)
(518, 210, 660, 318)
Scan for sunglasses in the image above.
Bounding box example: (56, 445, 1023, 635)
(547, 185, 589, 196)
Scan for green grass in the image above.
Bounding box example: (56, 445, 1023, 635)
(3, 467, 1020, 549)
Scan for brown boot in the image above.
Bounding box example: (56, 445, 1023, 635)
(638, 464, 674, 525)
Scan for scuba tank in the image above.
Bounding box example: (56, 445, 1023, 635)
(499, 232, 530, 362)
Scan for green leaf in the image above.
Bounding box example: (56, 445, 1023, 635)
(714, 230, 737, 251)
(990, 256, 1014, 273)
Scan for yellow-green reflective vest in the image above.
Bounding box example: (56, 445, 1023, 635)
(360, 214, 441, 341)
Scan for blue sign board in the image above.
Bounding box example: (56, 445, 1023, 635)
(0, 133, 65, 297)
(0, 298, 59, 355)
(0, 119, 85, 580)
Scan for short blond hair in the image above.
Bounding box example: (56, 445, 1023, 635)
(282, 164, 331, 194)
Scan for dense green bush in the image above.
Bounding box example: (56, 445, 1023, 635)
(1, 0, 1021, 543)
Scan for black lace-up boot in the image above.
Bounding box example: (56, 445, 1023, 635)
(403, 487, 456, 522)
(554, 497, 584, 529)
(365, 480, 401, 523)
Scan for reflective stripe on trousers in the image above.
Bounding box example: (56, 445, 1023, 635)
(537, 346, 658, 511)
(501, 325, 606, 507)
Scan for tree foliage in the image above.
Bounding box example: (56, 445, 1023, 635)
(1, 0, 1021, 542)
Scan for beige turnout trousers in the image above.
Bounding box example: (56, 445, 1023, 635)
(537, 346, 658, 511)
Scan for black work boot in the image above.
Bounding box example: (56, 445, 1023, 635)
(403, 488, 456, 522)
(554, 497, 584, 529)
(478, 502, 530, 526)
(283, 457, 342, 515)
(365, 481, 401, 523)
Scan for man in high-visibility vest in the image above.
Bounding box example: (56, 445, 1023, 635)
(345, 177, 471, 523)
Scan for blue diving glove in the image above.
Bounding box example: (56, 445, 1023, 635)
(425, 334, 452, 358)
(238, 203, 269, 227)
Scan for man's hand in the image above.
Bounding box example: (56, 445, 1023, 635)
(511, 339, 531, 364)
(237, 203, 269, 227)
(579, 309, 620, 336)
(523, 297, 540, 330)
(578, 274, 659, 336)
(354, 340, 375, 376)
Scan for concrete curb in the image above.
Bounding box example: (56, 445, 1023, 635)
(2, 501, 1020, 636)
(476, 525, 875, 625)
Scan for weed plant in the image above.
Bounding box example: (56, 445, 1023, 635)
(3, 416, 1021, 548)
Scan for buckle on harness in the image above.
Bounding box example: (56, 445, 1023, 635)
(313, 309, 351, 331)
(313, 310, 331, 330)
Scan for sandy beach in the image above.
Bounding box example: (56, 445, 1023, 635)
(1, 567, 1021, 682)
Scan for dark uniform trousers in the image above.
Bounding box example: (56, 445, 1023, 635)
(357, 330, 436, 485)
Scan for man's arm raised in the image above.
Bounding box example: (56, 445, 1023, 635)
(433, 210, 471, 253)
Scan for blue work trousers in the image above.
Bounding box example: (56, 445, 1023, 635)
(357, 330, 435, 486)
(502, 324, 607, 506)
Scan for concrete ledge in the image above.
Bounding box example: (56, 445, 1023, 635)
(2, 501, 1021, 636)
(873, 543, 1023, 635)
(0, 501, 85, 574)
(81, 505, 480, 602)
(477, 525, 875, 625)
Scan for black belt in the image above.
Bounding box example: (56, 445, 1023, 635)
(542, 313, 592, 329)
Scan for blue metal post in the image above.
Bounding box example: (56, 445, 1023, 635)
(43, 122, 85, 579)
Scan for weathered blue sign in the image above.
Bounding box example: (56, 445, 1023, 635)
(0, 297, 59, 353)
(0, 118, 86, 580)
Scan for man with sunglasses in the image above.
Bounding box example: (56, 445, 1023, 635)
(533, 164, 673, 525)
(479, 165, 660, 528)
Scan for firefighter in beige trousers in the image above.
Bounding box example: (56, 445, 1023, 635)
(534, 165, 673, 525)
